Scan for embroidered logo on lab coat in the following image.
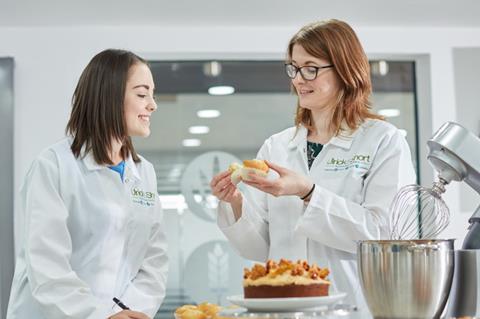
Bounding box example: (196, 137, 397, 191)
(131, 187, 156, 207)
(325, 154, 371, 171)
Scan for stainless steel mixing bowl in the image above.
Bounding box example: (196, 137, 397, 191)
(357, 239, 454, 319)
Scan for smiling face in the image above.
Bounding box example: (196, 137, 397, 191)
(290, 44, 341, 113)
(124, 63, 157, 137)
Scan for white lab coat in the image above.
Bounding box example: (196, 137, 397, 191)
(7, 138, 168, 319)
(218, 119, 416, 318)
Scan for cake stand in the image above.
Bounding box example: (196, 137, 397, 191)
(219, 304, 357, 319)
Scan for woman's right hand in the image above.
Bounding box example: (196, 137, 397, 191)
(109, 310, 150, 319)
(210, 170, 242, 206)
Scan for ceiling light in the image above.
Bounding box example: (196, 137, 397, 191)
(189, 126, 210, 134)
(378, 108, 400, 117)
(182, 139, 201, 147)
(208, 85, 235, 95)
(371, 60, 389, 76)
(378, 60, 389, 76)
(197, 109, 221, 118)
(203, 61, 222, 77)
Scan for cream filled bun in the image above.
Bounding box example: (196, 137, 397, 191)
(229, 159, 269, 185)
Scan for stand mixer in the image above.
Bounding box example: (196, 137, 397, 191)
(426, 122, 480, 317)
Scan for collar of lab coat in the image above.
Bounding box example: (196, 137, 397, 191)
(287, 123, 361, 150)
(81, 147, 142, 182)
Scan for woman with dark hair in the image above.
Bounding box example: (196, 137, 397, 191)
(7, 49, 167, 319)
(210, 20, 416, 317)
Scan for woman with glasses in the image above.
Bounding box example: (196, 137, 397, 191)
(210, 19, 415, 317)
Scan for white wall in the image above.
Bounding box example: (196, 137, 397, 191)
(2, 25, 480, 249)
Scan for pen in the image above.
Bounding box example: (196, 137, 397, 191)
(113, 297, 130, 310)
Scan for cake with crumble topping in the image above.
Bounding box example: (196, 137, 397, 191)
(243, 259, 330, 298)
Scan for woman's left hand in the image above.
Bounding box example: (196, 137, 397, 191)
(243, 160, 313, 198)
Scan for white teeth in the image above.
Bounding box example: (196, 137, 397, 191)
(138, 115, 150, 122)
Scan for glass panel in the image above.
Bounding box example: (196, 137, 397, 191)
(370, 60, 419, 175)
(135, 60, 418, 319)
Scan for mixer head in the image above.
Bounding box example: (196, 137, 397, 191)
(427, 122, 480, 193)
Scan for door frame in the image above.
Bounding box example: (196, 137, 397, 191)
(0, 57, 15, 318)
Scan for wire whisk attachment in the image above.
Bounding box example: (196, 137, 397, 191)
(389, 178, 450, 240)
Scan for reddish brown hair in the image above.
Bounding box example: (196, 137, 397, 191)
(287, 19, 383, 135)
(66, 49, 147, 165)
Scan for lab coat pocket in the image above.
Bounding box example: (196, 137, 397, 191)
(130, 201, 156, 230)
(127, 204, 155, 245)
(344, 168, 367, 203)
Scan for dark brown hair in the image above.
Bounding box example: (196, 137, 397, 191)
(287, 19, 383, 135)
(66, 49, 147, 165)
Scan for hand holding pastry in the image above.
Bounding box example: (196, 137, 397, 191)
(210, 170, 243, 206)
(243, 160, 314, 200)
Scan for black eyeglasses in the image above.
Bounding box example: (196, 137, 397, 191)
(285, 63, 334, 81)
